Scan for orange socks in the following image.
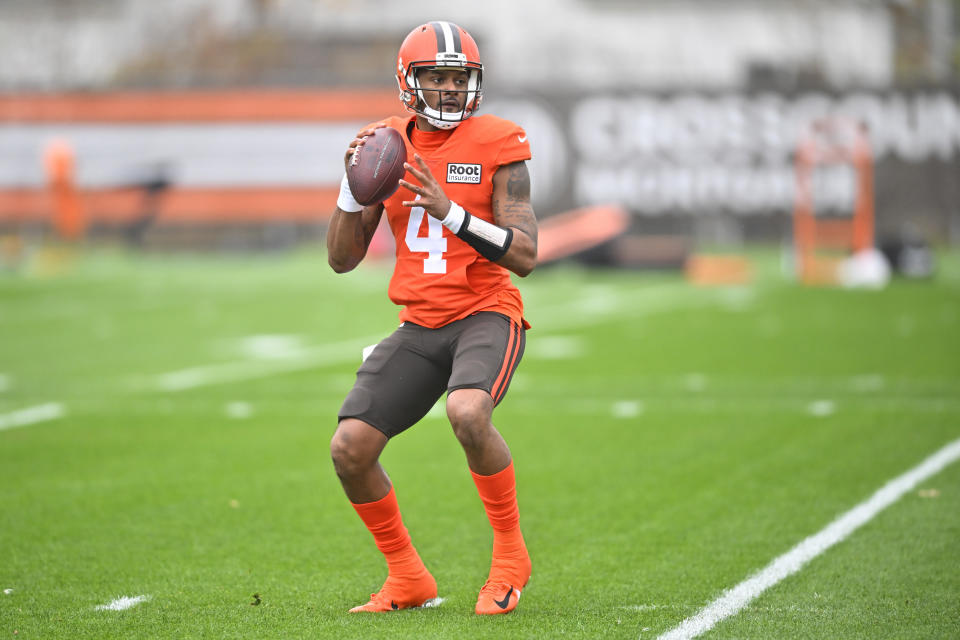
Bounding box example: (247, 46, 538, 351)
(471, 462, 520, 531)
(352, 487, 429, 581)
(471, 462, 531, 587)
(349, 470, 529, 613)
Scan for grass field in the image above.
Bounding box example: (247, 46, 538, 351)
(1, 246, 959, 639)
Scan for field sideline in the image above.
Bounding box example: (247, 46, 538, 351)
(1, 247, 958, 639)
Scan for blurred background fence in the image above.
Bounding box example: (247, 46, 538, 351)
(0, 0, 957, 261)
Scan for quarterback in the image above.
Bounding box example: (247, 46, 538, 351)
(327, 21, 537, 615)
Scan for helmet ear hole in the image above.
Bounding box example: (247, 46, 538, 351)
(406, 72, 424, 110)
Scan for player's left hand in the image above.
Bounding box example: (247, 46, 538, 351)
(400, 154, 451, 221)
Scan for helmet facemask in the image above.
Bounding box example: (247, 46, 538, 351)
(404, 63, 483, 129)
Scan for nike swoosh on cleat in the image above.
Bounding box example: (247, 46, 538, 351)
(518, 135, 527, 143)
(391, 601, 398, 610)
(494, 586, 514, 610)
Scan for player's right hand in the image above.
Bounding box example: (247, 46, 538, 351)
(344, 123, 388, 170)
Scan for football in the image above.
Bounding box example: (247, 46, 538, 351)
(346, 127, 407, 206)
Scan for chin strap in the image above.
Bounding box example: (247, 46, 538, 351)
(425, 114, 461, 130)
(417, 93, 467, 129)
(441, 202, 513, 262)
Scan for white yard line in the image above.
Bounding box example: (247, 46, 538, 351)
(0, 402, 65, 432)
(153, 334, 382, 392)
(148, 282, 752, 393)
(655, 436, 960, 640)
(94, 595, 150, 611)
(508, 395, 960, 416)
(532, 282, 750, 331)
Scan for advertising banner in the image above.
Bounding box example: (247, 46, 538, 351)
(491, 87, 960, 243)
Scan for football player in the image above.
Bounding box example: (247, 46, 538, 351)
(327, 21, 537, 615)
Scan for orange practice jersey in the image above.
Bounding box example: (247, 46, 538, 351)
(372, 114, 532, 329)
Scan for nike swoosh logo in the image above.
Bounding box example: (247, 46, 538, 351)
(391, 601, 399, 610)
(517, 135, 527, 143)
(494, 586, 514, 610)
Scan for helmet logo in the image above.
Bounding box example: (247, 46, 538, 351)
(435, 52, 467, 66)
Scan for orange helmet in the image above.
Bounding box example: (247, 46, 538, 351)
(396, 21, 483, 129)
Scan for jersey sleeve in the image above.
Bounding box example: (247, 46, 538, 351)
(361, 115, 410, 132)
(494, 124, 532, 167)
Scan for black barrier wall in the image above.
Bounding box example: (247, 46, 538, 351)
(490, 87, 960, 245)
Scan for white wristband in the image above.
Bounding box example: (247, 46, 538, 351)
(442, 201, 466, 233)
(337, 174, 362, 213)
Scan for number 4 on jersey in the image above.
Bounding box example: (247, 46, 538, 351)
(405, 203, 448, 274)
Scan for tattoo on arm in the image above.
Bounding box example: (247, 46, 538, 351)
(495, 162, 538, 243)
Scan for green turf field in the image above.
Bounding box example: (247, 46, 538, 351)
(1, 247, 958, 639)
